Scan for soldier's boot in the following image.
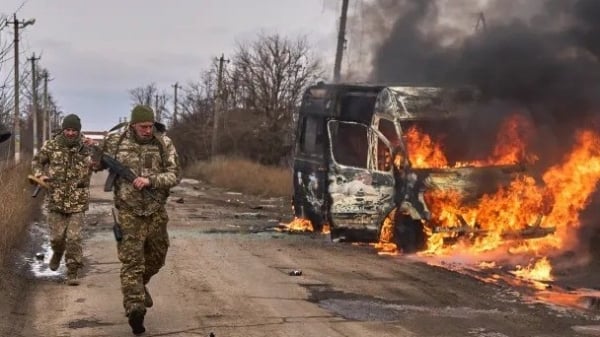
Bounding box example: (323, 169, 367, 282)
(66, 269, 80, 286)
(144, 286, 153, 308)
(49, 251, 63, 271)
(127, 304, 146, 335)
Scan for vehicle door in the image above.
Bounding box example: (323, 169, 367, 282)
(326, 120, 396, 232)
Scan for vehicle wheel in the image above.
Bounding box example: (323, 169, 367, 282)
(393, 214, 426, 254)
(305, 209, 324, 232)
(329, 227, 345, 242)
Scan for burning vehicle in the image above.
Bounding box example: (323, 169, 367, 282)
(292, 83, 555, 253)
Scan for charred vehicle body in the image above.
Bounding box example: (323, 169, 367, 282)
(292, 83, 549, 253)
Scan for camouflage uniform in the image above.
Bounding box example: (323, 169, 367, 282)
(31, 134, 92, 275)
(101, 127, 181, 314)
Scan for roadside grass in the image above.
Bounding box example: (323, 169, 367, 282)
(0, 160, 36, 266)
(185, 156, 293, 197)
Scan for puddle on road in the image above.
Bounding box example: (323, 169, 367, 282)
(13, 220, 65, 281)
(26, 240, 64, 278)
(66, 318, 114, 329)
(318, 298, 504, 322)
(15, 204, 112, 281)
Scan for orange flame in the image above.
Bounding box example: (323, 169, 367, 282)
(281, 218, 332, 235)
(406, 114, 535, 169)
(284, 217, 314, 232)
(405, 126, 449, 168)
(376, 112, 600, 262)
(511, 257, 553, 283)
(421, 129, 600, 256)
(374, 211, 399, 255)
(488, 113, 538, 166)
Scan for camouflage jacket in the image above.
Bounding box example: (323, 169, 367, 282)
(31, 136, 92, 213)
(101, 129, 181, 216)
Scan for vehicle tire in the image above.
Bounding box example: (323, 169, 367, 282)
(393, 214, 427, 254)
(305, 209, 324, 232)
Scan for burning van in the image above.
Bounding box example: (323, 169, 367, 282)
(292, 83, 553, 253)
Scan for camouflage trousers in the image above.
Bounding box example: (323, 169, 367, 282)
(117, 207, 170, 312)
(47, 211, 85, 272)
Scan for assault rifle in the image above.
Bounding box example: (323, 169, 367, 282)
(88, 145, 161, 202)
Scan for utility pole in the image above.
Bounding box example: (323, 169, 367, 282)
(28, 53, 41, 155)
(333, 0, 349, 83)
(172, 82, 179, 125)
(475, 12, 487, 33)
(7, 14, 36, 163)
(42, 70, 50, 143)
(211, 54, 228, 158)
(154, 93, 160, 122)
(52, 107, 60, 132)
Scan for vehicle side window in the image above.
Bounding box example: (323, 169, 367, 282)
(299, 116, 324, 155)
(328, 121, 368, 169)
(378, 119, 399, 147)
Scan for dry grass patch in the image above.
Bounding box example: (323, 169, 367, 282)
(0, 160, 36, 265)
(186, 156, 293, 197)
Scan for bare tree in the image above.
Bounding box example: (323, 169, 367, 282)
(230, 34, 322, 120)
(168, 71, 218, 165)
(128, 83, 170, 123)
(225, 33, 324, 164)
(129, 83, 157, 107)
(169, 33, 324, 166)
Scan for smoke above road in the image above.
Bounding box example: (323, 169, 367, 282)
(351, 0, 600, 127)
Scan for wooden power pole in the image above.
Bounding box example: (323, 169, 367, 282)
(7, 14, 35, 162)
(154, 93, 160, 122)
(42, 70, 50, 143)
(333, 0, 349, 83)
(211, 54, 228, 158)
(28, 53, 41, 155)
(172, 82, 179, 125)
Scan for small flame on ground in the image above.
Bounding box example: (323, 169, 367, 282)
(373, 242, 398, 256)
(510, 257, 553, 283)
(322, 224, 331, 234)
(478, 261, 496, 269)
(281, 217, 314, 232)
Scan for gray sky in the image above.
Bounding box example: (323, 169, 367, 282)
(2, 0, 340, 131)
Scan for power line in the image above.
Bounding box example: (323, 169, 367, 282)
(12, 0, 30, 16)
(0, 0, 30, 33)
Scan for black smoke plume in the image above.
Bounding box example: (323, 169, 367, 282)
(365, 0, 600, 130)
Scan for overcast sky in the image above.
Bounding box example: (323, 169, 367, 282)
(1, 0, 340, 131)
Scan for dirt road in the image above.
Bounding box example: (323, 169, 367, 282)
(2, 172, 600, 336)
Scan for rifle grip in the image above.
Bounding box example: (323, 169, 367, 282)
(32, 186, 41, 198)
(104, 171, 117, 192)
